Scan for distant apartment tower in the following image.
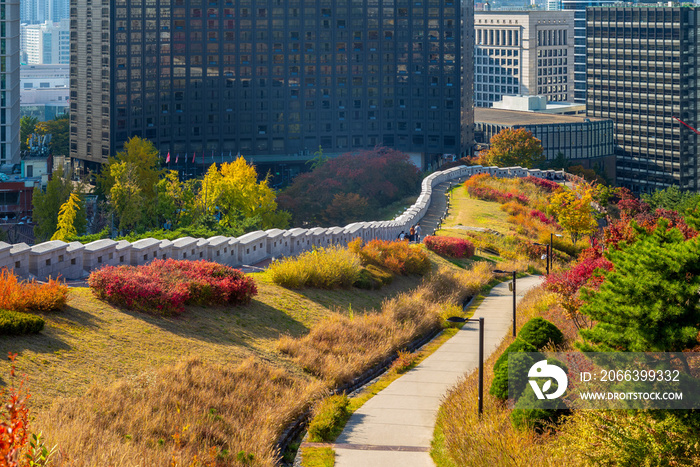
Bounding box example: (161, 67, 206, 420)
(586, 6, 699, 192)
(20, 0, 69, 25)
(1, 0, 20, 167)
(20, 19, 70, 64)
(474, 11, 574, 108)
(71, 0, 473, 172)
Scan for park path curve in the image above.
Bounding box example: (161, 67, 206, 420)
(332, 275, 543, 467)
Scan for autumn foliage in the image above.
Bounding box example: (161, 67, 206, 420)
(278, 147, 421, 226)
(424, 236, 475, 259)
(479, 128, 545, 168)
(88, 259, 257, 315)
(0, 269, 68, 314)
(544, 247, 613, 330)
(349, 238, 431, 275)
(0, 353, 30, 467)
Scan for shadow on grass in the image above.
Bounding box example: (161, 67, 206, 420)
(114, 299, 311, 350)
(294, 274, 424, 315)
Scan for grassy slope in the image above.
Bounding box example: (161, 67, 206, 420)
(0, 272, 423, 408)
(443, 190, 512, 235)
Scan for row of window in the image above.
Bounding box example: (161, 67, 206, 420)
(476, 66, 519, 77)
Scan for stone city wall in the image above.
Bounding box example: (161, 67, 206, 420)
(0, 165, 566, 281)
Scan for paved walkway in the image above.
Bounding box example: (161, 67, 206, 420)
(418, 178, 467, 237)
(331, 275, 543, 466)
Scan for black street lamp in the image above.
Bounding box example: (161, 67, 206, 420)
(493, 269, 516, 337)
(533, 242, 549, 275)
(446, 316, 485, 416)
(549, 233, 563, 274)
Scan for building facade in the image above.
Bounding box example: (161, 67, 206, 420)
(1, 0, 20, 168)
(71, 0, 473, 173)
(474, 10, 574, 108)
(20, 64, 69, 121)
(20, 0, 69, 25)
(20, 19, 70, 65)
(586, 6, 699, 193)
(475, 107, 614, 169)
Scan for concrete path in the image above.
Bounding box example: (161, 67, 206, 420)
(417, 178, 467, 237)
(333, 275, 543, 467)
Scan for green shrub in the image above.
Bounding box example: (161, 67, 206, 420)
(490, 348, 541, 401)
(353, 265, 394, 290)
(268, 246, 362, 289)
(307, 395, 350, 442)
(493, 338, 538, 373)
(511, 384, 566, 432)
(518, 317, 564, 349)
(0, 309, 45, 335)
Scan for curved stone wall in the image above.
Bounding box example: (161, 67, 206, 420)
(0, 165, 566, 281)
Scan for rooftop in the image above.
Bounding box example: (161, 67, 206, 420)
(475, 108, 607, 126)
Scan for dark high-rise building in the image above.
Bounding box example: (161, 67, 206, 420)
(71, 0, 474, 173)
(586, 5, 699, 193)
(562, 0, 616, 105)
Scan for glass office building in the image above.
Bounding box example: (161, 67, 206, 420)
(70, 0, 474, 172)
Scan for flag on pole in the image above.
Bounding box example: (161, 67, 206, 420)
(175, 153, 179, 163)
(192, 151, 196, 164)
(221, 151, 224, 163)
(229, 150, 232, 160)
(166, 152, 171, 163)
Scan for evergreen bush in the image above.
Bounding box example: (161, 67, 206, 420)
(0, 309, 45, 335)
(518, 317, 564, 349)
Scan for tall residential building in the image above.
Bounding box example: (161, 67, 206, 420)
(1, 0, 20, 167)
(71, 0, 474, 173)
(474, 11, 574, 108)
(20, 0, 69, 25)
(20, 19, 70, 64)
(586, 5, 699, 193)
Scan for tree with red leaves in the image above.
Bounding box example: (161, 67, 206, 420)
(278, 147, 421, 226)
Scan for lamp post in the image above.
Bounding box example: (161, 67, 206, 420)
(549, 233, 563, 274)
(533, 242, 548, 275)
(446, 316, 485, 416)
(494, 269, 516, 337)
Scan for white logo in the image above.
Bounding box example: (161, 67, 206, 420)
(528, 359, 568, 400)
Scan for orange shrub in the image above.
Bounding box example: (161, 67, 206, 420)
(352, 239, 430, 275)
(0, 269, 68, 313)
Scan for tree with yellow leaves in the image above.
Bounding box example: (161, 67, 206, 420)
(51, 192, 82, 241)
(198, 157, 290, 230)
(548, 184, 598, 245)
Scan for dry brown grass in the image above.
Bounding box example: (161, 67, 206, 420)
(277, 261, 499, 386)
(38, 357, 325, 467)
(278, 291, 441, 386)
(417, 262, 494, 306)
(432, 286, 564, 467)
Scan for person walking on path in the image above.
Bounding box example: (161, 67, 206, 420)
(409, 225, 416, 242)
(414, 223, 422, 242)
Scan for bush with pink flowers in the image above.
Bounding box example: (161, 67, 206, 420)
(424, 236, 476, 259)
(88, 259, 257, 315)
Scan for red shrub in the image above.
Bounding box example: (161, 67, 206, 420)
(88, 259, 257, 315)
(522, 176, 560, 192)
(529, 209, 559, 227)
(0, 353, 30, 467)
(424, 236, 475, 259)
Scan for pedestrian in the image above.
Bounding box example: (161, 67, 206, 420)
(399, 231, 405, 241)
(409, 225, 416, 242)
(415, 223, 422, 242)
